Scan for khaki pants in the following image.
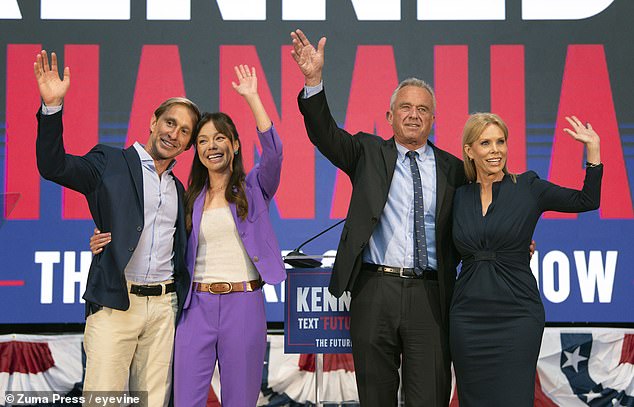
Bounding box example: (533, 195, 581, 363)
(83, 281, 177, 407)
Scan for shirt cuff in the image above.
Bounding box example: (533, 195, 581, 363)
(303, 82, 324, 99)
(41, 103, 63, 115)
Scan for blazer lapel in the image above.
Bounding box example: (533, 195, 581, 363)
(381, 137, 398, 194)
(431, 142, 450, 217)
(229, 202, 240, 227)
(191, 186, 206, 251)
(123, 146, 144, 212)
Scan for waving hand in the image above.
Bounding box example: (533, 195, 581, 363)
(290, 29, 326, 87)
(564, 115, 601, 165)
(33, 50, 70, 106)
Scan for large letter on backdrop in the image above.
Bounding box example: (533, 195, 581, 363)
(62, 45, 99, 219)
(491, 45, 526, 173)
(282, 0, 325, 20)
(546, 45, 633, 219)
(418, 0, 505, 20)
(219, 45, 314, 219)
(522, 0, 615, 20)
(5, 44, 41, 219)
(126, 45, 191, 183)
(330, 45, 399, 219)
(217, 0, 265, 20)
(40, 0, 130, 20)
(434, 45, 469, 159)
(147, 0, 190, 20)
(0, 0, 21, 19)
(351, 0, 400, 20)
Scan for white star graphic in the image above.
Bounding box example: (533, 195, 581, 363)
(562, 346, 588, 372)
(585, 390, 603, 402)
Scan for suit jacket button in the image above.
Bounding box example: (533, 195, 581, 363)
(137, 226, 142, 232)
(253, 256, 259, 262)
(128, 247, 134, 252)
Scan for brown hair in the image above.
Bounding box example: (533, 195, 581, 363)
(184, 112, 248, 233)
(462, 112, 515, 183)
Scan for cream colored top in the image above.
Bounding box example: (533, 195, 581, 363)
(193, 206, 259, 283)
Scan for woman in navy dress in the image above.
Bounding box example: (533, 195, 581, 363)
(450, 113, 603, 406)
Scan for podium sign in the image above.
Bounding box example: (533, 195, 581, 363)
(284, 268, 352, 354)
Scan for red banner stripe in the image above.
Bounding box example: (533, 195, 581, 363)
(0, 341, 55, 374)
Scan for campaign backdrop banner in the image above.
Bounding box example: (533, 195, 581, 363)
(1, 1, 633, 324)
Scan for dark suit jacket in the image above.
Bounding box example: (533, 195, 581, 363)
(298, 89, 465, 323)
(36, 109, 190, 320)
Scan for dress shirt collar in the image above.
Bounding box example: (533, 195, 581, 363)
(132, 142, 177, 173)
(395, 140, 430, 164)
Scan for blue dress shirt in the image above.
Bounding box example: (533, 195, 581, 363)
(124, 142, 178, 283)
(363, 142, 437, 270)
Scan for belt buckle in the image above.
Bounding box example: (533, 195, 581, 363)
(209, 282, 232, 294)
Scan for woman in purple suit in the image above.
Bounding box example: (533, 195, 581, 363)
(91, 64, 285, 406)
(172, 64, 286, 406)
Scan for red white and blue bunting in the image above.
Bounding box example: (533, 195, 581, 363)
(1, 328, 632, 406)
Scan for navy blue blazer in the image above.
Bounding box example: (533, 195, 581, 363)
(36, 109, 190, 320)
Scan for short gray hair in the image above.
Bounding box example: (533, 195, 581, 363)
(389, 78, 436, 113)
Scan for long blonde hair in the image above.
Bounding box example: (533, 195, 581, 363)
(461, 112, 515, 183)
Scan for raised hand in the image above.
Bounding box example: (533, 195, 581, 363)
(231, 65, 258, 97)
(290, 29, 326, 86)
(33, 50, 70, 106)
(231, 64, 271, 131)
(564, 115, 601, 164)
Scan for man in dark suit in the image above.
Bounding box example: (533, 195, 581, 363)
(290, 30, 465, 406)
(34, 50, 200, 407)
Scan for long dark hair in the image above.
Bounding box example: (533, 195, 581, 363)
(185, 112, 248, 233)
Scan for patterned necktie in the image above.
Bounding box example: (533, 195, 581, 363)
(406, 150, 428, 275)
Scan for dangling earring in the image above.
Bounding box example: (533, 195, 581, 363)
(234, 150, 239, 155)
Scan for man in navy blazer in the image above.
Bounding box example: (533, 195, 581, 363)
(34, 50, 200, 407)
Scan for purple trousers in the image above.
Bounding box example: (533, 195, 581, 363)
(173, 289, 267, 407)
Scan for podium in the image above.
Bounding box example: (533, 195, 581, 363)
(283, 255, 357, 406)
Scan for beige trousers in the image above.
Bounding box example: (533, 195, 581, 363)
(82, 281, 177, 407)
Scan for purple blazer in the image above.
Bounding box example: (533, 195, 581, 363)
(183, 124, 286, 309)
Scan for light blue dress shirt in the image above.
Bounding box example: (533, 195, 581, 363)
(124, 142, 178, 284)
(363, 142, 438, 270)
(41, 103, 62, 115)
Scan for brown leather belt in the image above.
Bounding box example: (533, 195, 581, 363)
(192, 279, 263, 295)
